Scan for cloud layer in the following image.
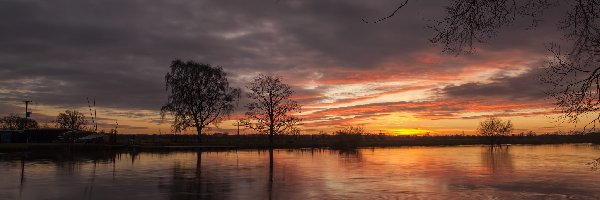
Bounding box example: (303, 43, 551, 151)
(0, 0, 568, 134)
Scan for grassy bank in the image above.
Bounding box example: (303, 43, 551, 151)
(121, 133, 600, 148)
(1, 133, 598, 152)
(0, 143, 117, 152)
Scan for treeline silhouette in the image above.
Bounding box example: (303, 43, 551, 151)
(15, 132, 590, 150)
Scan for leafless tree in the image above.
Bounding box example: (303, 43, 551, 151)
(54, 110, 87, 130)
(542, 1, 600, 131)
(0, 113, 38, 130)
(428, 0, 556, 54)
(243, 74, 301, 146)
(362, 0, 409, 24)
(371, 0, 600, 131)
(161, 60, 240, 143)
(367, 0, 555, 53)
(478, 117, 513, 146)
(332, 126, 366, 149)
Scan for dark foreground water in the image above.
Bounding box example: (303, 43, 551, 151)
(1, 144, 599, 200)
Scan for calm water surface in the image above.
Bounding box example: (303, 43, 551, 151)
(1, 144, 599, 200)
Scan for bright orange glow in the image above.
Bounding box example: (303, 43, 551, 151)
(389, 128, 432, 136)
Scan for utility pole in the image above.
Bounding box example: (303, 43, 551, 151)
(23, 100, 32, 129)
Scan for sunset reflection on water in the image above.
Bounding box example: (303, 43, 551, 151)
(1, 144, 599, 199)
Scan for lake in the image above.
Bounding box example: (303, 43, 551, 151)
(1, 144, 599, 199)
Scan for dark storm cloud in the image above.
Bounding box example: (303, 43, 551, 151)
(0, 0, 565, 115)
(0, 103, 24, 116)
(441, 67, 548, 101)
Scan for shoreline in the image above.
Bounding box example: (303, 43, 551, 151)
(1, 134, 598, 152)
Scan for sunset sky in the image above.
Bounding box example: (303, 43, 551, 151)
(0, 0, 582, 135)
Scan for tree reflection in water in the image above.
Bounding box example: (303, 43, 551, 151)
(19, 158, 25, 199)
(160, 151, 233, 200)
(268, 148, 273, 200)
(1, 150, 123, 200)
(83, 160, 97, 200)
(481, 146, 514, 175)
(337, 149, 362, 163)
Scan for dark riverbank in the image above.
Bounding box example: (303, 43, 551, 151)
(1, 133, 598, 152)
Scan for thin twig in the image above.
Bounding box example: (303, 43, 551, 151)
(362, 0, 409, 24)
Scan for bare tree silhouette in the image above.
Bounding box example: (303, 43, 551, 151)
(542, 2, 600, 130)
(243, 74, 301, 146)
(428, 0, 555, 54)
(477, 117, 513, 146)
(53, 110, 87, 130)
(161, 60, 240, 143)
(0, 113, 38, 130)
(362, 0, 409, 24)
(370, 0, 600, 131)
